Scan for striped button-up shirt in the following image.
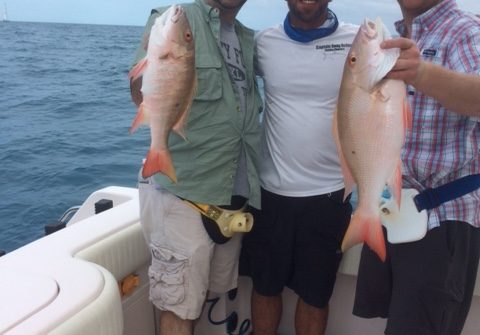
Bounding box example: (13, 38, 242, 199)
(395, 0, 480, 229)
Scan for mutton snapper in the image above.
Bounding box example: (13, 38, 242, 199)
(333, 17, 411, 261)
(129, 4, 196, 183)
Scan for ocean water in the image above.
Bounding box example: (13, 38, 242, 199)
(0, 21, 149, 252)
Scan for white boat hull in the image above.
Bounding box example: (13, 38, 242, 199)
(0, 186, 478, 334)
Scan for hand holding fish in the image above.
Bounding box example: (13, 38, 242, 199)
(383, 37, 480, 116)
(381, 37, 424, 85)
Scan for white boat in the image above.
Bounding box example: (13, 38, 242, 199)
(0, 186, 479, 334)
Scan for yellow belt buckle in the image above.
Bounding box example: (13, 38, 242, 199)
(184, 201, 254, 238)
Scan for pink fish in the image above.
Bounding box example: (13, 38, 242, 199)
(129, 5, 196, 183)
(334, 18, 411, 261)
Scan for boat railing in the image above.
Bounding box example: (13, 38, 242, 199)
(59, 206, 81, 224)
(45, 198, 114, 236)
(44, 206, 81, 236)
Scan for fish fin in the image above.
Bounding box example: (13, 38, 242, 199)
(128, 58, 148, 81)
(129, 103, 149, 134)
(403, 98, 412, 130)
(172, 99, 191, 141)
(343, 181, 355, 203)
(342, 209, 386, 262)
(387, 160, 403, 209)
(172, 113, 188, 141)
(374, 84, 390, 102)
(332, 108, 355, 200)
(341, 157, 355, 201)
(142, 148, 177, 183)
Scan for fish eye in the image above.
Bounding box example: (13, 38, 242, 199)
(185, 31, 192, 41)
(349, 56, 357, 65)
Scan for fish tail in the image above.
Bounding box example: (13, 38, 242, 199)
(342, 208, 386, 261)
(142, 148, 177, 183)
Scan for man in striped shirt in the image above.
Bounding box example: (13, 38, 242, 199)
(353, 1, 480, 334)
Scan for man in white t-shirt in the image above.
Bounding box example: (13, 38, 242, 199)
(240, 1, 357, 334)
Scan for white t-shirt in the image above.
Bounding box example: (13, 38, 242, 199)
(256, 22, 358, 197)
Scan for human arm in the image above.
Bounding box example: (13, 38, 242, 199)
(382, 37, 480, 117)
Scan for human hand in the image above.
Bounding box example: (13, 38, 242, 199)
(381, 37, 425, 85)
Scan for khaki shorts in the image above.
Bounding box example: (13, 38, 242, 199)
(138, 180, 242, 320)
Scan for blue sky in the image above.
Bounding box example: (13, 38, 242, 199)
(2, 0, 480, 30)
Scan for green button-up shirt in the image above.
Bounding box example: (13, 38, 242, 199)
(133, 0, 263, 208)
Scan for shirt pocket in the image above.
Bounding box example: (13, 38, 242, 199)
(420, 46, 444, 66)
(194, 55, 223, 101)
(148, 245, 189, 305)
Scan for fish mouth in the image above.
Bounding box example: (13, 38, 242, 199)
(356, 17, 399, 90)
(362, 17, 394, 44)
(362, 17, 380, 39)
(169, 5, 185, 24)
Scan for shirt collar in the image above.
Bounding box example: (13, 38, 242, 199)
(394, 0, 458, 37)
(283, 9, 339, 43)
(197, 0, 243, 28)
(196, 0, 219, 21)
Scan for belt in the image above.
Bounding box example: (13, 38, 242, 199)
(414, 174, 480, 211)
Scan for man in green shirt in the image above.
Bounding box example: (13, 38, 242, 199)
(129, 1, 262, 334)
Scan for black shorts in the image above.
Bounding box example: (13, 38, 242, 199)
(240, 187, 352, 308)
(353, 221, 480, 335)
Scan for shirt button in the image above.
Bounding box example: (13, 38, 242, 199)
(237, 106, 241, 112)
